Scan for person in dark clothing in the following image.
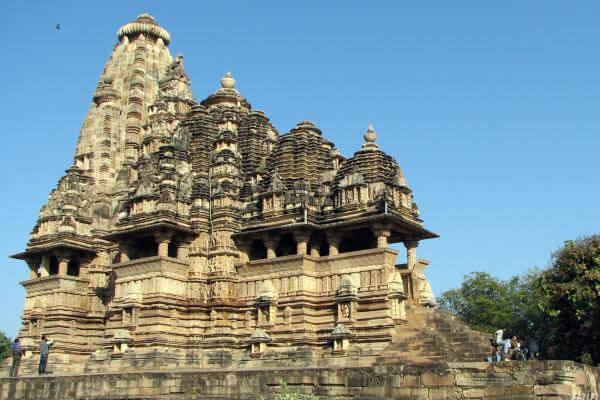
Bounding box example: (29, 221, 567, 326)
(525, 336, 540, 360)
(38, 336, 54, 375)
(10, 339, 23, 377)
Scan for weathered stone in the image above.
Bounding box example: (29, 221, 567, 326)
(462, 387, 485, 398)
(421, 371, 455, 387)
(3, 11, 600, 400)
(534, 383, 573, 396)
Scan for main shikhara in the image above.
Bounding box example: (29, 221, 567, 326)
(10, 14, 490, 373)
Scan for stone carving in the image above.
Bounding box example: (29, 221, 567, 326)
(387, 272, 405, 295)
(336, 275, 358, 299)
(417, 272, 436, 307)
(341, 303, 350, 319)
(256, 280, 277, 303)
(11, 13, 446, 375)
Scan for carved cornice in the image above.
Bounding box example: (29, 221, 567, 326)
(21, 275, 90, 293)
(112, 256, 189, 279)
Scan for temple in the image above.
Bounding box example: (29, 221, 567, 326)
(8, 14, 490, 374)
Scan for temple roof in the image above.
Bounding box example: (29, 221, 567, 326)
(19, 13, 437, 258)
(117, 13, 171, 45)
(201, 72, 251, 110)
(333, 125, 409, 192)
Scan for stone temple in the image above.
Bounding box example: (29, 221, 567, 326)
(4, 14, 599, 399)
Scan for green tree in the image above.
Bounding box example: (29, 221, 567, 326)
(541, 235, 600, 365)
(0, 331, 12, 362)
(437, 270, 550, 347)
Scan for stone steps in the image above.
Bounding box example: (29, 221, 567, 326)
(375, 307, 492, 365)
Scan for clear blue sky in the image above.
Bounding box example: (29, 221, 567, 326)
(0, 1, 598, 338)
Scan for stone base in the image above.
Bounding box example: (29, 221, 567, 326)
(0, 360, 598, 399)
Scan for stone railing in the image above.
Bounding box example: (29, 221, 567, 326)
(112, 256, 189, 301)
(21, 275, 91, 312)
(236, 248, 399, 300)
(21, 275, 89, 294)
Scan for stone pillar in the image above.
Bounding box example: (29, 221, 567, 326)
(26, 259, 39, 279)
(404, 240, 419, 301)
(155, 232, 173, 257)
(295, 231, 310, 256)
(374, 227, 391, 248)
(177, 241, 190, 260)
(328, 234, 342, 256)
(56, 253, 69, 276)
(238, 242, 250, 263)
(119, 243, 131, 262)
(310, 241, 321, 257)
(264, 238, 277, 259)
(405, 240, 418, 270)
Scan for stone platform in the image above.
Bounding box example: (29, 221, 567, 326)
(0, 360, 598, 400)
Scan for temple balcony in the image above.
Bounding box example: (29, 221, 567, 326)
(235, 247, 399, 301)
(111, 255, 189, 303)
(22, 275, 90, 294)
(21, 275, 91, 316)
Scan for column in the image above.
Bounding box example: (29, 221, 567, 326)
(177, 240, 190, 260)
(155, 232, 173, 257)
(310, 240, 321, 257)
(119, 243, 131, 262)
(327, 234, 342, 256)
(26, 259, 39, 279)
(405, 240, 418, 270)
(56, 252, 70, 276)
(404, 240, 419, 301)
(295, 231, 310, 256)
(238, 242, 250, 263)
(374, 227, 391, 248)
(264, 238, 277, 259)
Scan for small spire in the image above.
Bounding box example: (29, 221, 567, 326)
(221, 72, 236, 89)
(362, 124, 379, 150)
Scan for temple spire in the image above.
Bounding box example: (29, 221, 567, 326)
(361, 124, 379, 151)
(221, 72, 236, 89)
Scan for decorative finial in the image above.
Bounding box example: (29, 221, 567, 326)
(221, 72, 236, 89)
(362, 124, 379, 150)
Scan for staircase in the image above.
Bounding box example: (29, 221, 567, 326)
(374, 307, 492, 366)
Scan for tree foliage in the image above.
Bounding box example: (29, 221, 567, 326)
(437, 270, 548, 341)
(0, 331, 12, 362)
(438, 234, 600, 366)
(540, 235, 600, 365)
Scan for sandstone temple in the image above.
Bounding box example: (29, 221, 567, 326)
(3, 14, 598, 400)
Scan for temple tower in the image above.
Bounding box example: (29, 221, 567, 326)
(10, 14, 443, 374)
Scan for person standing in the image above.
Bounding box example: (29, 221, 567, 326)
(38, 336, 54, 375)
(495, 329, 512, 361)
(526, 336, 540, 360)
(9, 339, 23, 377)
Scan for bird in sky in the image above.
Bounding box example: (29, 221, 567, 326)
(56, 24, 61, 30)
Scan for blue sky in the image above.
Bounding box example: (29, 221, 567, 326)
(0, 1, 598, 338)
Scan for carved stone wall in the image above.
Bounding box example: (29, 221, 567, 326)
(0, 361, 598, 400)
